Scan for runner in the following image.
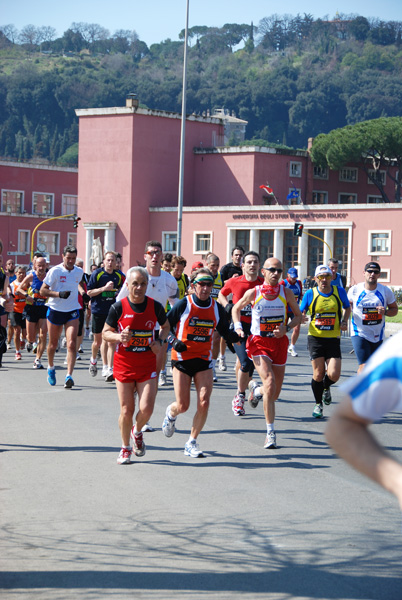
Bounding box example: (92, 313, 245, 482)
(233, 258, 301, 449)
(282, 267, 303, 357)
(103, 267, 170, 465)
(326, 330, 402, 511)
(17, 256, 48, 369)
(300, 264, 351, 419)
(87, 251, 125, 381)
(218, 251, 264, 417)
(40, 245, 85, 388)
(9, 266, 27, 361)
(161, 268, 239, 458)
(347, 261, 398, 373)
(206, 253, 224, 381)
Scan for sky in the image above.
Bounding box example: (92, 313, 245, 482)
(2, 0, 402, 47)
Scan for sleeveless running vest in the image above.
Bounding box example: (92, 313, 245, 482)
(307, 286, 342, 338)
(250, 285, 287, 337)
(172, 295, 219, 362)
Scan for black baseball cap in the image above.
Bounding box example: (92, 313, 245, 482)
(364, 262, 381, 271)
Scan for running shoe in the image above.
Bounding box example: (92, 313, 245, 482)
(26, 342, 33, 352)
(78, 345, 84, 354)
(264, 431, 277, 449)
(248, 380, 263, 408)
(141, 422, 155, 433)
(162, 407, 176, 437)
(232, 392, 246, 416)
(7, 342, 12, 351)
(212, 366, 218, 382)
(131, 429, 146, 457)
(61, 337, 67, 348)
(33, 358, 43, 369)
(217, 356, 227, 371)
(312, 403, 324, 418)
(102, 365, 109, 377)
(105, 368, 114, 382)
(322, 388, 332, 406)
(20, 339, 26, 350)
(85, 327, 90, 338)
(64, 375, 74, 389)
(288, 346, 298, 357)
(117, 447, 132, 465)
(47, 367, 56, 386)
(184, 439, 204, 458)
(15, 351, 22, 361)
(158, 371, 167, 387)
(32, 343, 38, 354)
(76, 352, 81, 361)
(89, 361, 98, 377)
(64, 357, 68, 365)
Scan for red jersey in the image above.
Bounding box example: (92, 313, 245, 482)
(220, 275, 264, 324)
(113, 296, 161, 382)
(171, 295, 220, 362)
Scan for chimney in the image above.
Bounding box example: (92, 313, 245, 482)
(126, 93, 139, 110)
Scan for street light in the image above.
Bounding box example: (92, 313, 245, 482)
(176, 0, 190, 256)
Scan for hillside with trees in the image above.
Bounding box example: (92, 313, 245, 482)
(0, 14, 402, 166)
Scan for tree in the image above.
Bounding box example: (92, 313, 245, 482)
(310, 117, 402, 202)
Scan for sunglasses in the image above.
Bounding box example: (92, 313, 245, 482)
(196, 281, 213, 287)
(265, 267, 283, 274)
(366, 269, 380, 274)
(317, 274, 331, 279)
(146, 250, 161, 256)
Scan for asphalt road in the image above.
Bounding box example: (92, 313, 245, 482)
(1, 327, 402, 600)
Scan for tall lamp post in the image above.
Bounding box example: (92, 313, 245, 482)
(176, 0, 190, 256)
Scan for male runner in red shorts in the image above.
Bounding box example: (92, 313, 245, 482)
(103, 267, 170, 464)
(232, 257, 301, 449)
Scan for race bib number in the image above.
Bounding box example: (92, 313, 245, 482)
(315, 312, 336, 330)
(362, 307, 382, 326)
(102, 289, 117, 300)
(187, 316, 214, 343)
(124, 329, 152, 352)
(260, 315, 283, 337)
(241, 303, 252, 318)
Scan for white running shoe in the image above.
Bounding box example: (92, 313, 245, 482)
(105, 367, 114, 382)
(212, 367, 218, 382)
(162, 406, 176, 437)
(141, 422, 155, 432)
(61, 337, 67, 348)
(89, 361, 98, 377)
(232, 392, 246, 416)
(102, 365, 109, 377)
(248, 380, 263, 408)
(288, 346, 298, 357)
(184, 439, 204, 458)
(217, 356, 227, 371)
(264, 431, 277, 449)
(158, 371, 167, 387)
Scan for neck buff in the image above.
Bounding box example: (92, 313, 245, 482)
(261, 283, 280, 300)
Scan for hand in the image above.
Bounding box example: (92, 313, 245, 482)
(59, 291, 71, 299)
(120, 326, 132, 345)
(82, 293, 90, 304)
(25, 295, 34, 305)
(340, 321, 348, 331)
(172, 338, 187, 352)
(273, 324, 286, 338)
(301, 314, 309, 324)
(104, 281, 115, 291)
(235, 327, 245, 338)
(377, 306, 386, 315)
(1, 296, 13, 312)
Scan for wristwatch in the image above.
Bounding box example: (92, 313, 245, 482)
(286, 325, 291, 332)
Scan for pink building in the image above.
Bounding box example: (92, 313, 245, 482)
(75, 100, 401, 287)
(0, 160, 78, 266)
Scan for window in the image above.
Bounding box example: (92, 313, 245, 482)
(284, 230, 299, 273)
(259, 230, 273, 262)
(290, 161, 302, 177)
(162, 232, 177, 253)
(33, 192, 54, 215)
(334, 229, 349, 281)
(367, 195, 384, 204)
(67, 233, 77, 247)
(307, 229, 324, 276)
(367, 170, 386, 185)
(194, 232, 212, 254)
(38, 231, 60, 255)
(339, 168, 358, 182)
(368, 231, 391, 255)
(378, 269, 390, 283)
(312, 191, 328, 204)
(313, 166, 328, 180)
(287, 188, 302, 205)
(338, 193, 357, 204)
(18, 230, 30, 254)
(1, 190, 23, 213)
(235, 230, 250, 252)
(62, 195, 78, 215)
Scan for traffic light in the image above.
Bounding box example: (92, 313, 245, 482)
(73, 216, 81, 229)
(293, 223, 303, 237)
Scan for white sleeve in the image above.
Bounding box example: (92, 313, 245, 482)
(116, 284, 129, 302)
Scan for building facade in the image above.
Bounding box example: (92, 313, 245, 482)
(0, 161, 78, 265)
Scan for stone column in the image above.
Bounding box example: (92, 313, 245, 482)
(324, 228, 334, 264)
(85, 228, 94, 273)
(299, 229, 309, 281)
(104, 227, 116, 253)
(250, 228, 259, 253)
(273, 229, 284, 264)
